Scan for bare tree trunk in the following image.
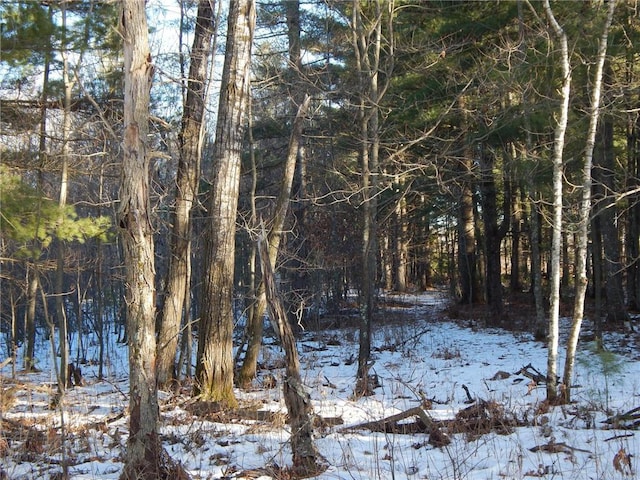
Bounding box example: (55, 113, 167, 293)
(195, 0, 255, 407)
(510, 187, 523, 293)
(157, 0, 215, 389)
(24, 6, 52, 373)
(597, 112, 630, 324)
(118, 2, 184, 478)
(237, 95, 311, 388)
(563, 0, 615, 403)
(24, 266, 39, 371)
(352, 0, 394, 398)
(457, 96, 480, 306)
(625, 39, 640, 311)
(543, 0, 571, 403)
(478, 146, 510, 322)
(257, 234, 325, 476)
(394, 189, 409, 292)
(55, 1, 73, 392)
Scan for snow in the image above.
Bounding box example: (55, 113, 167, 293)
(2, 290, 640, 479)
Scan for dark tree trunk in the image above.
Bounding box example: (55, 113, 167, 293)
(478, 147, 510, 323)
(626, 106, 640, 310)
(510, 188, 523, 293)
(595, 117, 629, 324)
(24, 267, 39, 371)
(592, 215, 604, 344)
(457, 97, 481, 306)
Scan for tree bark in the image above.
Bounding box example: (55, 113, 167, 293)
(118, 2, 180, 478)
(24, 266, 39, 371)
(257, 233, 325, 476)
(195, 0, 255, 407)
(394, 188, 409, 292)
(237, 95, 311, 388)
(352, 0, 388, 397)
(478, 146, 510, 323)
(542, 0, 571, 403)
(625, 22, 640, 311)
(54, 1, 73, 392)
(563, 0, 615, 403)
(157, 0, 215, 389)
(596, 112, 629, 324)
(457, 96, 480, 306)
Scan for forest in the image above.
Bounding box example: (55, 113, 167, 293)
(2, 0, 640, 479)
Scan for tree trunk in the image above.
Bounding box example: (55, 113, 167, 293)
(626, 87, 640, 310)
(510, 188, 523, 293)
(24, 266, 39, 371)
(563, 0, 615, 403)
(592, 214, 604, 344)
(257, 234, 325, 476)
(55, 1, 74, 391)
(394, 190, 409, 292)
(352, 0, 387, 397)
(543, 0, 571, 403)
(157, 0, 215, 389)
(195, 0, 255, 407)
(118, 2, 182, 478)
(596, 112, 630, 324)
(237, 95, 311, 388)
(478, 146, 510, 323)
(627, 125, 640, 311)
(457, 97, 480, 306)
(530, 193, 546, 338)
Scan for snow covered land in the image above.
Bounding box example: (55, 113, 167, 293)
(2, 290, 640, 479)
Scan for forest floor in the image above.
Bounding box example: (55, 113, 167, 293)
(2, 290, 640, 479)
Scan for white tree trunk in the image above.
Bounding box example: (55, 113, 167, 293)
(563, 0, 616, 402)
(543, 0, 571, 402)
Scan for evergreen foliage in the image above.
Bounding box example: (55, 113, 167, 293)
(0, 165, 110, 257)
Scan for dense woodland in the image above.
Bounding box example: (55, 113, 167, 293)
(2, 0, 640, 477)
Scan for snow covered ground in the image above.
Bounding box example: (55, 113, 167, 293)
(2, 290, 640, 479)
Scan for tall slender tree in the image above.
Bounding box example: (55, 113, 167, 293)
(195, 0, 255, 406)
(563, 0, 616, 403)
(118, 2, 184, 478)
(238, 0, 308, 388)
(542, 0, 571, 403)
(237, 95, 311, 388)
(157, 0, 216, 389)
(351, 0, 393, 397)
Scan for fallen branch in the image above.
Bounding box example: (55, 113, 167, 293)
(516, 364, 547, 384)
(603, 406, 640, 429)
(344, 406, 434, 434)
(529, 439, 591, 454)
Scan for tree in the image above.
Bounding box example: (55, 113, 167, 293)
(195, 0, 255, 406)
(257, 231, 325, 476)
(351, 0, 393, 397)
(157, 0, 216, 390)
(593, 72, 629, 326)
(237, 94, 311, 388)
(541, 0, 571, 403)
(118, 2, 185, 478)
(563, 0, 616, 403)
(237, 0, 309, 388)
